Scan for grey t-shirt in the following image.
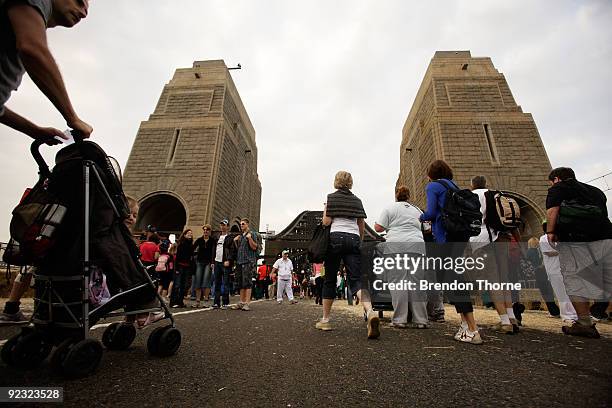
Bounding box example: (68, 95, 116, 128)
(377, 201, 424, 243)
(0, 0, 52, 115)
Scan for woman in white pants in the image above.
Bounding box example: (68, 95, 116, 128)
(374, 185, 429, 328)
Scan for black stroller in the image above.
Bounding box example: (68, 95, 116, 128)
(1, 137, 181, 377)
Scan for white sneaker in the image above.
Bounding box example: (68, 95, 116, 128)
(458, 329, 483, 345)
(454, 326, 466, 341)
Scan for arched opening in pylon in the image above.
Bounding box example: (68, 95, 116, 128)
(135, 193, 187, 235)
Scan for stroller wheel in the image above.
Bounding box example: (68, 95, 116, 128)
(9, 330, 52, 369)
(157, 328, 181, 357)
(49, 339, 73, 375)
(147, 325, 181, 357)
(103, 322, 136, 351)
(62, 339, 103, 378)
(147, 325, 168, 356)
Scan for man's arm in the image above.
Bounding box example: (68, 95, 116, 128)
(0, 108, 65, 144)
(546, 206, 560, 244)
(7, 3, 92, 137)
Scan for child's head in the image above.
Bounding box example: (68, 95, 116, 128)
(528, 237, 539, 249)
(124, 195, 139, 230)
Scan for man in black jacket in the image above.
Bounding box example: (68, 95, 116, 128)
(545, 167, 612, 339)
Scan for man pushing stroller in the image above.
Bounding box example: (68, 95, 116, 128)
(0, 0, 92, 323)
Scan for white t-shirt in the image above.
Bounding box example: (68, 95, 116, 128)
(377, 201, 424, 243)
(539, 234, 561, 277)
(470, 188, 499, 250)
(273, 258, 293, 279)
(215, 234, 227, 262)
(330, 217, 360, 236)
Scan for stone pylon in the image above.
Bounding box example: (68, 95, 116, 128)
(398, 51, 552, 237)
(122, 60, 261, 235)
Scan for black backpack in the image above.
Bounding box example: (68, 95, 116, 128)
(556, 181, 612, 242)
(558, 200, 609, 242)
(434, 180, 482, 240)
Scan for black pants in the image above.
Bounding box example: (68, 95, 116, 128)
(323, 232, 361, 299)
(315, 277, 323, 304)
(213, 262, 230, 306)
(435, 240, 473, 314)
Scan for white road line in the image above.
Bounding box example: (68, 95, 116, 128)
(0, 300, 266, 342)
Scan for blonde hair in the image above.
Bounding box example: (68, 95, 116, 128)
(125, 195, 138, 212)
(202, 224, 212, 231)
(527, 237, 539, 249)
(168, 243, 177, 255)
(334, 171, 353, 190)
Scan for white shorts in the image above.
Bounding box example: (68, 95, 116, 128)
(559, 240, 612, 301)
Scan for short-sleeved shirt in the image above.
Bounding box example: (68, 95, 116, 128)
(377, 201, 424, 243)
(236, 232, 258, 264)
(273, 258, 293, 279)
(257, 265, 268, 280)
(139, 241, 159, 263)
(0, 0, 52, 114)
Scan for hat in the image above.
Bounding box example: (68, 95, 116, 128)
(220, 219, 229, 225)
(282, 250, 289, 255)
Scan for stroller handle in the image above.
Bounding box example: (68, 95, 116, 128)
(30, 130, 84, 178)
(30, 139, 51, 178)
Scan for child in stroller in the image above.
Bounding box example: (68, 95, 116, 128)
(1, 137, 182, 377)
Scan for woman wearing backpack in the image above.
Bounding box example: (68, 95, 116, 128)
(419, 160, 483, 345)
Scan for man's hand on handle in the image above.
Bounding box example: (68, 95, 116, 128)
(67, 117, 93, 139)
(33, 127, 67, 145)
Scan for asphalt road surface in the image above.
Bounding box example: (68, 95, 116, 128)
(0, 299, 610, 408)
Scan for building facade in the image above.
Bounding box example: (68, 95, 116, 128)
(398, 51, 552, 237)
(122, 60, 261, 234)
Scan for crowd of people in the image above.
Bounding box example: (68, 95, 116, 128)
(304, 167, 611, 343)
(0, 0, 610, 349)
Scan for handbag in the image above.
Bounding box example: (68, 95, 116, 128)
(308, 224, 330, 263)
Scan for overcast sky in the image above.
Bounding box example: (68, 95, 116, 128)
(1, 0, 611, 241)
